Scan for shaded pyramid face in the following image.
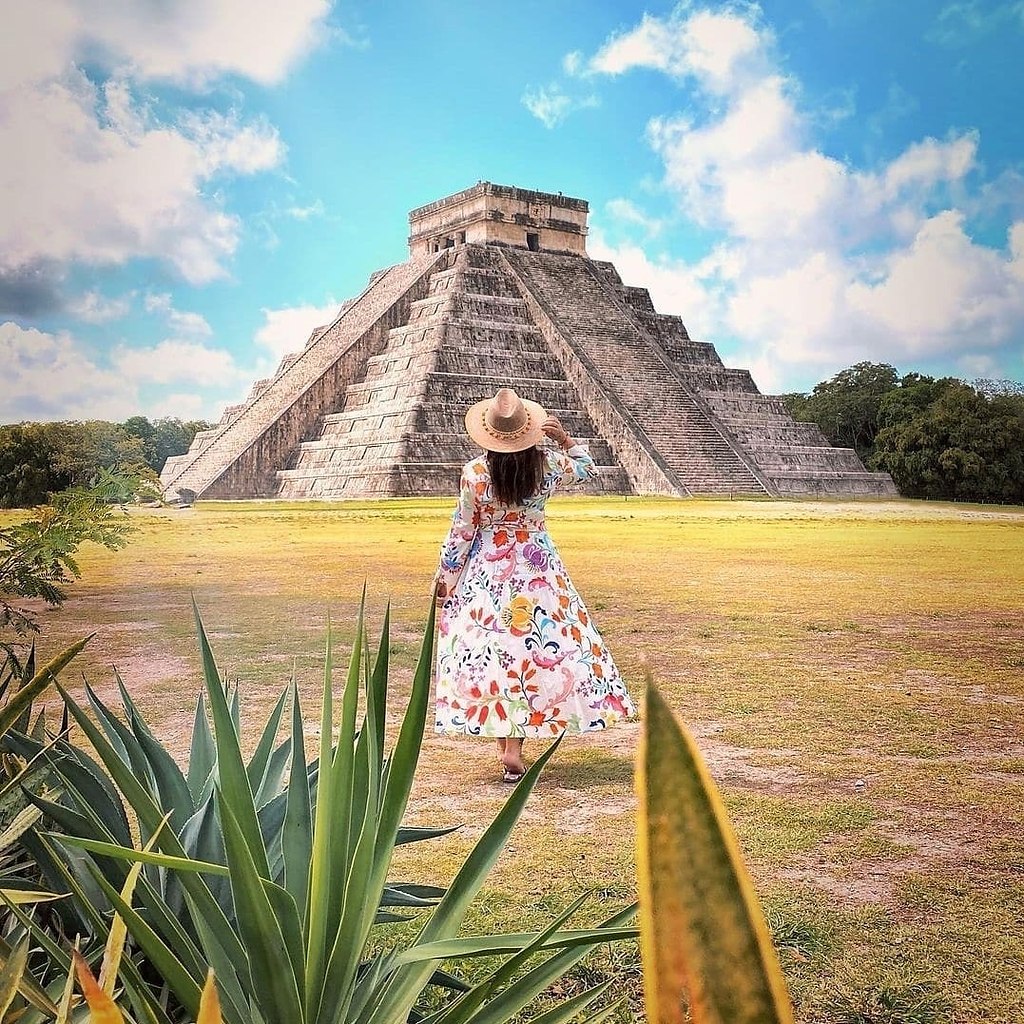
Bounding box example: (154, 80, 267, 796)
(160, 241, 896, 502)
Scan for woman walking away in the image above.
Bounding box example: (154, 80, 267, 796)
(433, 387, 635, 784)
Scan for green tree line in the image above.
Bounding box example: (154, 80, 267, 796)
(0, 416, 210, 508)
(780, 362, 1024, 504)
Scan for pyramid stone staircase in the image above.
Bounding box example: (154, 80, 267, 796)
(160, 254, 446, 501)
(500, 248, 771, 496)
(276, 245, 632, 497)
(161, 182, 897, 502)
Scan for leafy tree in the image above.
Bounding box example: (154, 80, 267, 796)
(872, 383, 1024, 503)
(800, 362, 900, 459)
(150, 416, 210, 472)
(973, 378, 1024, 398)
(0, 424, 61, 508)
(776, 392, 811, 423)
(0, 472, 135, 639)
(49, 420, 160, 494)
(782, 364, 1024, 504)
(876, 373, 960, 430)
(0, 416, 207, 505)
(122, 414, 157, 463)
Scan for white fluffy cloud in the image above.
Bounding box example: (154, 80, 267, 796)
(94, 0, 332, 88)
(67, 290, 133, 323)
(0, 315, 258, 422)
(3, 0, 332, 93)
(0, 321, 139, 421)
(144, 294, 213, 338)
(589, 7, 765, 92)
(253, 300, 343, 362)
(605, 199, 665, 237)
(0, 0, 327, 293)
(521, 83, 598, 129)
(583, 3, 1024, 390)
(112, 340, 247, 388)
(0, 69, 283, 284)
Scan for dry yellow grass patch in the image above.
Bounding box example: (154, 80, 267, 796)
(9, 495, 1024, 1023)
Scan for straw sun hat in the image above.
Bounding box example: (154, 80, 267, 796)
(465, 387, 547, 453)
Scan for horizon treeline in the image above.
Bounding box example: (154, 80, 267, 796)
(779, 364, 1024, 505)
(0, 416, 211, 508)
(3, 363, 1023, 508)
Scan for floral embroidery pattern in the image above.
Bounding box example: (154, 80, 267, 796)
(435, 446, 635, 737)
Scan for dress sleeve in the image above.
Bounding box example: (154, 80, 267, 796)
(547, 443, 597, 488)
(435, 467, 480, 592)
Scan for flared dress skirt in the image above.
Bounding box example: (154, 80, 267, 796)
(434, 450, 635, 737)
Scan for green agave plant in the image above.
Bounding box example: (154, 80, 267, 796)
(0, 643, 82, 918)
(0, 640, 97, 1021)
(5, 596, 635, 1024)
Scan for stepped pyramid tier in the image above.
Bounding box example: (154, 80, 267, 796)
(161, 182, 897, 502)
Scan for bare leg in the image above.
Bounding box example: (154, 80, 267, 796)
(495, 738, 507, 757)
(501, 738, 526, 776)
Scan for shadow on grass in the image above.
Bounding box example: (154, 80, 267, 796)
(538, 750, 634, 789)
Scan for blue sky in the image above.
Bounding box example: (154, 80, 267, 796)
(2, 0, 1022, 423)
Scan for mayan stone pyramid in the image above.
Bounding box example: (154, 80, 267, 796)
(160, 183, 897, 501)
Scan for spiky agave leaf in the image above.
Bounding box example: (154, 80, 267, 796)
(197, 969, 223, 1024)
(0, 636, 91, 737)
(22, 596, 639, 1024)
(0, 936, 30, 1019)
(637, 683, 794, 1024)
(99, 813, 171, 994)
(73, 949, 125, 1024)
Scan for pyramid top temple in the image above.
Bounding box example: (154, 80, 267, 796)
(160, 183, 896, 503)
(408, 182, 588, 257)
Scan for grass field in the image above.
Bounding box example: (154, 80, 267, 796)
(12, 495, 1024, 1024)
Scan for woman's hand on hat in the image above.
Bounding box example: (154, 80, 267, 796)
(541, 416, 573, 449)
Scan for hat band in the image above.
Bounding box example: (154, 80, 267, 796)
(481, 409, 532, 440)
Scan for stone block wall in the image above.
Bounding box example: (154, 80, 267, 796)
(408, 182, 588, 257)
(164, 225, 897, 502)
(276, 246, 633, 499)
(162, 252, 448, 500)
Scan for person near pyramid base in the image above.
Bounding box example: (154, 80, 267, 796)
(433, 387, 635, 784)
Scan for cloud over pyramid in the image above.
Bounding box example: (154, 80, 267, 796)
(160, 183, 896, 501)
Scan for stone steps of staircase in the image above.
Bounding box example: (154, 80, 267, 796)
(161, 254, 441, 496)
(501, 247, 769, 495)
(278, 461, 626, 482)
(768, 470, 899, 497)
(276, 459, 633, 499)
(428, 267, 523, 299)
(315, 406, 603, 452)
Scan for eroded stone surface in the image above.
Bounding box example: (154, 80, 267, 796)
(160, 183, 896, 502)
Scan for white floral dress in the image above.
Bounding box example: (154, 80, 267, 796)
(434, 445, 634, 737)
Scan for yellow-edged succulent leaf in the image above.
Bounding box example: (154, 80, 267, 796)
(0, 887, 64, 904)
(55, 945, 77, 1024)
(100, 813, 170, 995)
(0, 636, 92, 736)
(0, 801, 47, 851)
(637, 683, 794, 1024)
(73, 949, 125, 1024)
(0, 936, 29, 1019)
(196, 969, 222, 1024)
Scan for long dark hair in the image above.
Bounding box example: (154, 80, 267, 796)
(486, 447, 544, 505)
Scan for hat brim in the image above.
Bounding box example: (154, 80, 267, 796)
(465, 397, 548, 453)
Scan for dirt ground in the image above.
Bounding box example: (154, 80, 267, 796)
(12, 495, 1024, 1023)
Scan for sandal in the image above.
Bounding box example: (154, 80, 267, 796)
(501, 768, 524, 785)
